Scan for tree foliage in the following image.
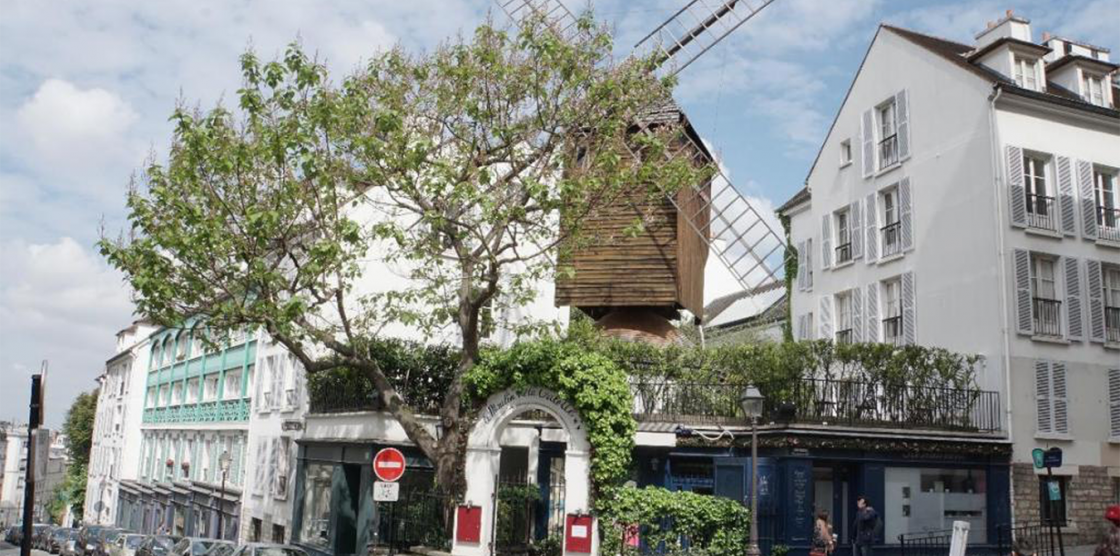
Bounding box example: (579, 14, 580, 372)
(56, 390, 98, 520)
(100, 11, 709, 490)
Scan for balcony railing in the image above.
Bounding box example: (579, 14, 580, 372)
(882, 315, 902, 345)
(142, 399, 249, 424)
(881, 221, 901, 257)
(1025, 193, 1057, 231)
(630, 378, 1001, 433)
(1099, 206, 1120, 242)
(836, 328, 853, 344)
(1106, 306, 1120, 343)
(835, 242, 852, 264)
(879, 134, 898, 169)
(1032, 297, 1062, 337)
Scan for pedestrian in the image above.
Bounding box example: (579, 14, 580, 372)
(852, 495, 880, 556)
(1094, 505, 1120, 556)
(812, 510, 835, 556)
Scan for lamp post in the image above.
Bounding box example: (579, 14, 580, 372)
(739, 385, 765, 556)
(216, 451, 232, 540)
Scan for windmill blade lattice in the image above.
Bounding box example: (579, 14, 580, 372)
(497, 0, 788, 295)
(634, 0, 777, 77)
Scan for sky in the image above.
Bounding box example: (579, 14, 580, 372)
(1, 0, 1117, 428)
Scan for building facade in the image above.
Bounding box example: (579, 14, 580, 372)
(783, 11, 1120, 542)
(0, 427, 69, 526)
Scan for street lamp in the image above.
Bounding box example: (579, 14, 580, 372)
(739, 385, 765, 556)
(216, 451, 232, 540)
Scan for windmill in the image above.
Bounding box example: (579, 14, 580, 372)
(500, 0, 787, 343)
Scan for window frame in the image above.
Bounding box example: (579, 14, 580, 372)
(882, 279, 903, 345)
(835, 209, 852, 264)
(876, 99, 899, 169)
(1082, 72, 1106, 106)
(839, 139, 853, 166)
(1096, 167, 1119, 231)
(835, 290, 853, 343)
(1014, 55, 1041, 91)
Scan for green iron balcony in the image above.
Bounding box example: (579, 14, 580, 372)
(142, 399, 250, 424)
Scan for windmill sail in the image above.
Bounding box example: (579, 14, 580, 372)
(498, 0, 787, 298)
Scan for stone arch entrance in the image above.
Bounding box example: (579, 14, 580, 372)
(453, 387, 595, 556)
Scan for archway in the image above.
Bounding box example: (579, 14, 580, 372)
(453, 387, 595, 556)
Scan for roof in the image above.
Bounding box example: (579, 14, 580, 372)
(1045, 54, 1120, 74)
(968, 36, 1051, 62)
(635, 97, 716, 162)
(776, 186, 810, 214)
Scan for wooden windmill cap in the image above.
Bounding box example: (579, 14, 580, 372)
(594, 308, 684, 346)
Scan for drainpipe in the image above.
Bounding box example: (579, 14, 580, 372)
(988, 83, 1017, 525)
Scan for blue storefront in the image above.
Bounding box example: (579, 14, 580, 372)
(633, 431, 1012, 555)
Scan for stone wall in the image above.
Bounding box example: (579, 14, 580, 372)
(1012, 463, 1114, 546)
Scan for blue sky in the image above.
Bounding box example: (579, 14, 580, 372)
(1, 0, 1117, 427)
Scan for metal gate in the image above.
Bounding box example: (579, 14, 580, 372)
(492, 473, 538, 556)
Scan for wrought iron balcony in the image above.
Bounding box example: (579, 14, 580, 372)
(142, 399, 249, 424)
(1032, 297, 1062, 337)
(835, 242, 852, 264)
(1025, 193, 1057, 231)
(881, 221, 901, 257)
(879, 134, 898, 169)
(1106, 306, 1120, 343)
(630, 378, 1001, 433)
(882, 315, 902, 345)
(1099, 206, 1120, 242)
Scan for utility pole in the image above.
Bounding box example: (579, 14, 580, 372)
(21, 365, 45, 556)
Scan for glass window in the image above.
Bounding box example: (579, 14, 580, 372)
(1014, 56, 1039, 90)
(883, 279, 903, 344)
(298, 463, 335, 549)
(224, 371, 241, 401)
(1105, 266, 1120, 308)
(835, 291, 853, 343)
(885, 467, 988, 543)
(836, 210, 852, 263)
(1083, 74, 1106, 106)
(1097, 169, 1118, 230)
(840, 139, 852, 165)
(1039, 476, 1068, 525)
(1031, 255, 1057, 300)
(878, 99, 898, 168)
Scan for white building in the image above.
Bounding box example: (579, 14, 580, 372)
(85, 320, 156, 526)
(781, 10, 1119, 539)
(0, 427, 69, 526)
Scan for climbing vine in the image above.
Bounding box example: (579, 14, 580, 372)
(780, 212, 796, 343)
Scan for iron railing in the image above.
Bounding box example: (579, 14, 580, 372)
(1026, 193, 1057, 231)
(1107, 306, 1120, 343)
(879, 134, 898, 168)
(882, 315, 903, 345)
(997, 522, 1062, 556)
(835, 242, 852, 264)
(631, 377, 1002, 433)
(374, 489, 453, 553)
(836, 328, 853, 344)
(1032, 297, 1062, 337)
(1098, 206, 1120, 241)
(881, 221, 901, 257)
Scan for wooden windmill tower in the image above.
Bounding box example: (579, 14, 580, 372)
(501, 0, 786, 344)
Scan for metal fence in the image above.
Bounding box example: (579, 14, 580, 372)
(898, 522, 1063, 556)
(631, 377, 1002, 433)
(374, 489, 453, 553)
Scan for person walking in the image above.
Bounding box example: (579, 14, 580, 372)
(1094, 505, 1120, 556)
(852, 496, 879, 556)
(812, 510, 835, 556)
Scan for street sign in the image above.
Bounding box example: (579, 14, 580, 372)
(1047, 479, 1061, 501)
(1031, 448, 1045, 469)
(1043, 447, 1062, 468)
(373, 481, 400, 502)
(373, 447, 406, 482)
(32, 429, 50, 480)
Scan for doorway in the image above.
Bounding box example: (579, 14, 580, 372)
(814, 464, 853, 556)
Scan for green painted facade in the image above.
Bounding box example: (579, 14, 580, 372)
(142, 325, 256, 424)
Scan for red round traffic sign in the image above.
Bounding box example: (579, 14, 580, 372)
(373, 447, 406, 482)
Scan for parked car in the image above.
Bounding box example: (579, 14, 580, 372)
(227, 544, 308, 556)
(50, 527, 76, 553)
(93, 529, 126, 556)
(32, 524, 53, 550)
(5, 525, 19, 543)
(61, 530, 84, 556)
(109, 534, 148, 556)
(168, 538, 235, 556)
(135, 535, 180, 556)
(78, 525, 108, 556)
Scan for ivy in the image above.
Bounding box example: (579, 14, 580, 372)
(598, 486, 749, 556)
(779, 212, 796, 343)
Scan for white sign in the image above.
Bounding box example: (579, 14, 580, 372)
(373, 481, 400, 502)
(948, 520, 970, 556)
(32, 429, 50, 480)
(570, 525, 588, 538)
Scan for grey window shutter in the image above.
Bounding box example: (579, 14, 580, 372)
(865, 193, 878, 264)
(807, 312, 814, 340)
(852, 287, 864, 342)
(851, 201, 863, 260)
(268, 438, 279, 497)
(1013, 249, 1034, 335)
(821, 214, 832, 269)
(1008, 146, 1026, 228)
(796, 241, 806, 291)
(1052, 362, 1068, 434)
(1078, 160, 1098, 239)
(805, 238, 813, 290)
(866, 283, 879, 342)
(819, 295, 833, 340)
(1064, 257, 1083, 341)
(861, 109, 875, 178)
(795, 314, 804, 341)
(902, 271, 916, 345)
(896, 90, 911, 161)
(1087, 259, 1105, 342)
(1035, 360, 1052, 433)
(1109, 368, 1120, 439)
(1056, 156, 1077, 237)
(900, 178, 914, 252)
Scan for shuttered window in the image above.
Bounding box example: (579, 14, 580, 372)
(1096, 169, 1120, 240)
(902, 272, 917, 345)
(1109, 368, 1120, 439)
(1035, 360, 1069, 435)
(883, 279, 903, 345)
(835, 291, 853, 344)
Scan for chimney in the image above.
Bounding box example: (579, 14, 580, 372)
(1042, 32, 1051, 42)
(975, 10, 1033, 49)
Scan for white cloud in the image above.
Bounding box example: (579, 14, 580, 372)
(0, 237, 135, 426)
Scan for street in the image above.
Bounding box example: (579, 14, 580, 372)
(0, 543, 50, 556)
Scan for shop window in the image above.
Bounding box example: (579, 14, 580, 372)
(298, 463, 336, 549)
(1039, 476, 1068, 525)
(885, 468, 987, 543)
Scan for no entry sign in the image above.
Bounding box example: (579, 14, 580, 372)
(373, 447, 406, 482)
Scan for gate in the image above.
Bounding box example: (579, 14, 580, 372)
(493, 474, 538, 556)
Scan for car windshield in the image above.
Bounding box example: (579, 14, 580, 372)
(70, 531, 81, 539)
(153, 536, 177, 549)
(126, 536, 145, 548)
(104, 531, 123, 542)
(257, 548, 307, 556)
(206, 545, 235, 556)
(190, 542, 218, 555)
(55, 530, 70, 538)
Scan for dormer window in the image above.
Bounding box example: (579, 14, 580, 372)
(1082, 73, 1106, 106)
(1014, 56, 1041, 91)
